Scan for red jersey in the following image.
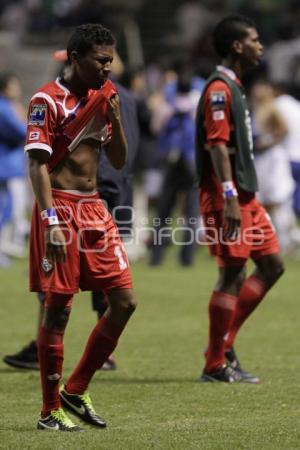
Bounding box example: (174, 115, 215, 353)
(24, 77, 116, 172)
(200, 67, 255, 213)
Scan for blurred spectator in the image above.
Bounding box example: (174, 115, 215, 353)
(0, 72, 28, 261)
(251, 80, 300, 254)
(267, 35, 300, 87)
(273, 83, 300, 217)
(127, 67, 163, 202)
(174, 2, 219, 48)
(0, 182, 10, 266)
(149, 70, 200, 266)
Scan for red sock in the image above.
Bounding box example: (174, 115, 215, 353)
(38, 326, 64, 417)
(65, 316, 124, 394)
(204, 291, 238, 373)
(226, 275, 268, 349)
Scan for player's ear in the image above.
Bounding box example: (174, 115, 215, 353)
(232, 40, 243, 55)
(70, 50, 78, 63)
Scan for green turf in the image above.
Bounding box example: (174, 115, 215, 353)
(0, 248, 299, 449)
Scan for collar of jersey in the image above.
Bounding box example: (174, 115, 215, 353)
(55, 77, 70, 94)
(216, 65, 237, 81)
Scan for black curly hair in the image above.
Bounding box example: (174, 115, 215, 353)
(67, 23, 116, 62)
(213, 15, 256, 58)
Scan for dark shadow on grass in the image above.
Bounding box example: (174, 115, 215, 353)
(1, 426, 39, 432)
(92, 376, 198, 385)
(2, 426, 91, 432)
(0, 366, 199, 383)
(0, 367, 39, 374)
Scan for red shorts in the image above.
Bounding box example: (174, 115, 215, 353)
(202, 199, 280, 267)
(29, 189, 132, 294)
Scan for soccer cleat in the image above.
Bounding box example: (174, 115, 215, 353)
(37, 408, 84, 432)
(3, 340, 39, 370)
(101, 354, 117, 371)
(225, 347, 260, 384)
(200, 364, 245, 383)
(60, 387, 106, 428)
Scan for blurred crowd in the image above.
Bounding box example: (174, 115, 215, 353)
(2, 1, 300, 87)
(0, 72, 30, 266)
(1, 0, 300, 267)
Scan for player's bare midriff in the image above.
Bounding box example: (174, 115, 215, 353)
(50, 140, 101, 192)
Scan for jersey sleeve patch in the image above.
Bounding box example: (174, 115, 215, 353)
(28, 131, 40, 140)
(28, 104, 47, 126)
(210, 91, 226, 110)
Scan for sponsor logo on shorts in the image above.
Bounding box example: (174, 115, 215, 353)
(42, 257, 53, 273)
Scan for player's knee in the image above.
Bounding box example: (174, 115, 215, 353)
(261, 261, 285, 286)
(235, 271, 246, 290)
(109, 289, 137, 316)
(217, 266, 246, 293)
(128, 295, 137, 314)
(119, 291, 137, 315)
(270, 261, 285, 282)
(43, 306, 71, 331)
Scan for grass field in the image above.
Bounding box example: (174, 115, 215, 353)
(0, 247, 299, 449)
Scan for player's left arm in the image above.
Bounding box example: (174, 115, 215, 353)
(104, 94, 128, 169)
(204, 81, 241, 239)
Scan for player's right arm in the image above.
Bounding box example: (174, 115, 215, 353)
(25, 94, 66, 263)
(203, 81, 241, 239)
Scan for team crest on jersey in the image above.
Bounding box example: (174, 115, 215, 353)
(29, 104, 47, 126)
(42, 257, 53, 273)
(210, 91, 226, 110)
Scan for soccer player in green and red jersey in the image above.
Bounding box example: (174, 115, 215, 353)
(196, 15, 284, 383)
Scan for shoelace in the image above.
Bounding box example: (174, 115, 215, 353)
(52, 408, 75, 427)
(79, 392, 97, 415)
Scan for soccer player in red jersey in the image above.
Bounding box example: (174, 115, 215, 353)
(25, 24, 137, 431)
(195, 15, 284, 383)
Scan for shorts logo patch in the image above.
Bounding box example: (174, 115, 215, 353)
(212, 110, 225, 121)
(210, 91, 226, 110)
(29, 104, 47, 126)
(28, 131, 40, 140)
(42, 257, 53, 273)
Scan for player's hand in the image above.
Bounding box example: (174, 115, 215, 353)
(223, 197, 241, 240)
(45, 225, 67, 264)
(107, 94, 121, 123)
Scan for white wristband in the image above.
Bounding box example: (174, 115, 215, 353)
(41, 208, 59, 226)
(222, 181, 238, 199)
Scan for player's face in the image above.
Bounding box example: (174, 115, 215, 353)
(240, 27, 263, 67)
(75, 44, 114, 90)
